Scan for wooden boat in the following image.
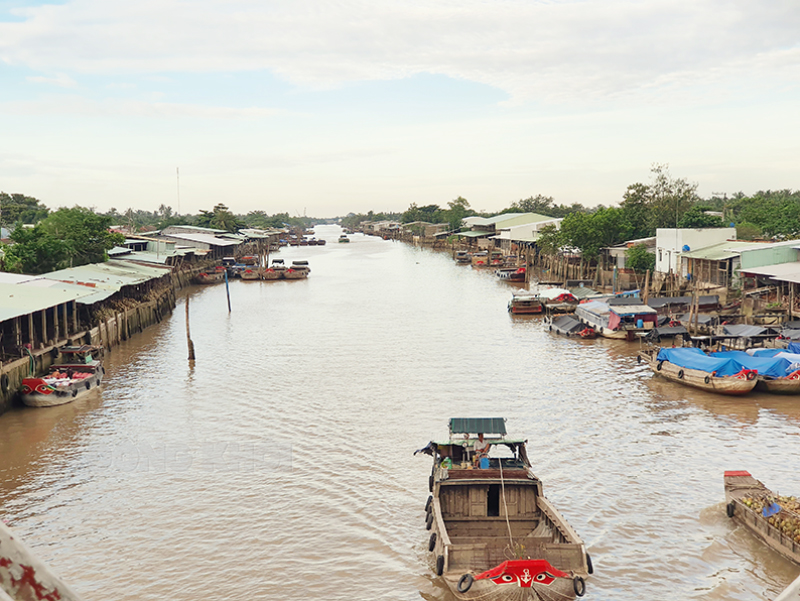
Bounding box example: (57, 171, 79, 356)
(21, 346, 104, 407)
(489, 250, 504, 267)
(638, 347, 757, 396)
(496, 267, 526, 282)
(0, 519, 86, 601)
(415, 418, 591, 600)
(471, 251, 489, 267)
(338, 234, 350, 243)
(724, 471, 800, 565)
(262, 259, 287, 281)
(711, 350, 800, 394)
(546, 315, 596, 338)
(538, 288, 579, 314)
(284, 260, 310, 280)
(575, 299, 657, 340)
(194, 266, 226, 284)
(455, 251, 472, 265)
(508, 290, 543, 315)
(240, 268, 261, 280)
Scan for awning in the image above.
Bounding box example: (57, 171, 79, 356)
(449, 418, 507, 436)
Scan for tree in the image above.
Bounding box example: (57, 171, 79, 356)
(625, 244, 655, 272)
(41, 207, 125, 267)
(442, 196, 472, 231)
(619, 165, 701, 236)
(736, 222, 763, 240)
(1, 224, 69, 274)
(676, 206, 724, 228)
(536, 224, 562, 256)
(559, 208, 631, 261)
(0, 192, 50, 226)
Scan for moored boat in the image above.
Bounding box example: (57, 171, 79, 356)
(284, 260, 310, 280)
(711, 350, 800, 394)
(0, 519, 86, 600)
(538, 288, 579, 314)
(262, 259, 287, 281)
(21, 346, 104, 408)
(471, 251, 489, 267)
(495, 266, 526, 282)
(508, 290, 543, 315)
(575, 298, 657, 340)
(546, 315, 596, 338)
(338, 234, 350, 243)
(415, 418, 591, 601)
(455, 251, 472, 265)
(724, 471, 800, 565)
(639, 347, 757, 396)
(194, 266, 226, 284)
(240, 267, 261, 280)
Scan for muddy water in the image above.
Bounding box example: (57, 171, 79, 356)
(1, 224, 799, 600)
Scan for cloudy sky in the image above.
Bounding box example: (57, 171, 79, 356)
(1, 0, 799, 217)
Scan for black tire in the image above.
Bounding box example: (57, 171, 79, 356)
(51, 347, 60, 359)
(727, 501, 735, 518)
(677, 369, 684, 379)
(0, 374, 8, 393)
(428, 532, 437, 552)
(425, 512, 433, 530)
(425, 495, 432, 512)
(637, 355, 641, 364)
(586, 552, 594, 575)
(85, 381, 91, 390)
(573, 576, 586, 597)
(457, 574, 473, 593)
(429, 474, 434, 492)
(435, 555, 444, 576)
(657, 361, 663, 371)
(704, 375, 710, 384)
(72, 389, 78, 397)
(747, 371, 756, 381)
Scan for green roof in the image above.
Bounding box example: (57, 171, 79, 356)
(454, 230, 494, 238)
(680, 240, 753, 261)
(449, 417, 507, 436)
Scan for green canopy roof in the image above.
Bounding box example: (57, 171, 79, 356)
(449, 417, 507, 436)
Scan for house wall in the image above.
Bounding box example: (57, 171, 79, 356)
(739, 246, 800, 270)
(655, 228, 736, 274)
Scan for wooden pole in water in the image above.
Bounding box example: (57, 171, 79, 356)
(224, 269, 232, 313)
(186, 297, 196, 361)
(642, 269, 651, 305)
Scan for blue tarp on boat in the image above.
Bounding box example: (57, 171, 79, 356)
(789, 342, 800, 354)
(656, 347, 744, 376)
(711, 351, 792, 378)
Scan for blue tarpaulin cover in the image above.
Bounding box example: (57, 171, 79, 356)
(656, 347, 743, 376)
(789, 342, 800, 354)
(711, 351, 791, 378)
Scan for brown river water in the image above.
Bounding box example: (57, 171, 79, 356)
(1, 224, 799, 600)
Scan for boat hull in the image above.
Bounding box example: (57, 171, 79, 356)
(756, 378, 800, 394)
(640, 350, 757, 395)
(724, 471, 800, 565)
(21, 370, 103, 407)
(194, 271, 225, 284)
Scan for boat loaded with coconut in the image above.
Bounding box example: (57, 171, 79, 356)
(724, 471, 800, 565)
(262, 258, 287, 281)
(638, 347, 757, 396)
(194, 266, 226, 284)
(284, 260, 311, 280)
(21, 345, 104, 407)
(415, 418, 591, 600)
(508, 290, 543, 315)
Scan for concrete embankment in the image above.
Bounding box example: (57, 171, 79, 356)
(0, 263, 211, 415)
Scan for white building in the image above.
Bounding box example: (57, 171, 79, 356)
(655, 228, 737, 275)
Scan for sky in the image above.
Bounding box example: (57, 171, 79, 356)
(1, 0, 799, 218)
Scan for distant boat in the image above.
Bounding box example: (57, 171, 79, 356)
(338, 234, 350, 243)
(454, 251, 471, 265)
(508, 290, 543, 314)
(495, 266, 526, 282)
(194, 266, 226, 284)
(21, 345, 104, 407)
(284, 260, 310, 280)
(538, 288, 579, 313)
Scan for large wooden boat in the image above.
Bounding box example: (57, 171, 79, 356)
(0, 519, 85, 601)
(21, 346, 104, 408)
(724, 471, 800, 565)
(639, 347, 757, 396)
(546, 315, 596, 339)
(508, 290, 543, 315)
(455, 251, 472, 265)
(496, 267, 526, 282)
(262, 259, 287, 281)
(575, 299, 657, 340)
(240, 268, 261, 280)
(194, 266, 226, 284)
(538, 288, 579, 314)
(711, 350, 800, 394)
(415, 418, 591, 600)
(283, 260, 310, 280)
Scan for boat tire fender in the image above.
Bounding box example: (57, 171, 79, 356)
(425, 495, 432, 512)
(72, 389, 78, 397)
(0, 374, 8, 393)
(747, 371, 756, 381)
(428, 532, 437, 552)
(704, 375, 710, 384)
(677, 369, 684, 379)
(637, 355, 641, 364)
(51, 347, 60, 359)
(435, 555, 444, 576)
(425, 512, 433, 530)
(657, 361, 663, 371)
(726, 501, 735, 518)
(457, 574, 473, 593)
(586, 553, 593, 575)
(85, 381, 91, 390)
(573, 576, 586, 597)
(428, 474, 433, 492)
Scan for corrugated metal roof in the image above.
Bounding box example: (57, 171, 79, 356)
(455, 230, 494, 238)
(0, 282, 97, 321)
(738, 262, 800, 278)
(162, 233, 240, 247)
(681, 240, 753, 261)
(42, 260, 172, 290)
(0, 273, 35, 284)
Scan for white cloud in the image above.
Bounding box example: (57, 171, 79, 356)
(25, 73, 77, 87)
(2, 0, 800, 102)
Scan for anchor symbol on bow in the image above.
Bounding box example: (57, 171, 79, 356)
(520, 569, 532, 584)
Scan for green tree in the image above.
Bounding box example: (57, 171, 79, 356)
(559, 208, 631, 261)
(676, 206, 724, 228)
(0, 192, 50, 226)
(736, 222, 763, 240)
(536, 224, 562, 256)
(625, 243, 656, 272)
(619, 165, 701, 236)
(42, 207, 125, 266)
(441, 196, 472, 231)
(1, 224, 69, 274)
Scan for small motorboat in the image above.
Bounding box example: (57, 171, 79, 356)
(21, 345, 104, 408)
